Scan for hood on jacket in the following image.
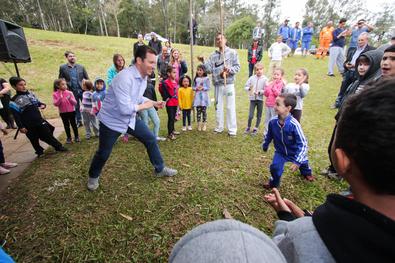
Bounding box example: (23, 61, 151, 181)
(93, 77, 106, 93)
(169, 219, 286, 263)
(355, 49, 383, 82)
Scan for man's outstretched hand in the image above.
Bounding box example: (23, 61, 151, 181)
(264, 188, 305, 218)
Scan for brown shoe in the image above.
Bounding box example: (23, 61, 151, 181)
(304, 175, 315, 182)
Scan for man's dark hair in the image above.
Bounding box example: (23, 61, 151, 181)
(279, 93, 297, 110)
(9, 76, 25, 87)
(64, 50, 74, 57)
(336, 79, 395, 195)
(134, 45, 157, 63)
(339, 18, 347, 24)
(384, 44, 395, 53)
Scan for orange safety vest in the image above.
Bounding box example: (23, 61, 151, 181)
(320, 26, 334, 41)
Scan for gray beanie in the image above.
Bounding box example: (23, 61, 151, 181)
(169, 219, 286, 263)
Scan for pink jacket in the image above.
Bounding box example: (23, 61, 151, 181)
(264, 79, 285, 107)
(53, 90, 77, 113)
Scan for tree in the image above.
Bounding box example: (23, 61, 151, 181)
(262, 0, 281, 48)
(371, 3, 395, 44)
(225, 16, 255, 48)
(105, 0, 122, 37)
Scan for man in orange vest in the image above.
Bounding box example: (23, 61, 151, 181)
(316, 21, 334, 59)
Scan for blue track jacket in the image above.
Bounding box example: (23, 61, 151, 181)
(262, 114, 308, 165)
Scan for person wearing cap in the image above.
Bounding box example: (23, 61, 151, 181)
(247, 38, 263, 77)
(278, 19, 290, 44)
(328, 18, 350, 77)
(316, 21, 334, 59)
(347, 19, 374, 58)
(148, 33, 162, 55)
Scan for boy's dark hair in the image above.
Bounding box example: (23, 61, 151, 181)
(179, 75, 192, 87)
(335, 78, 395, 195)
(53, 78, 66, 91)
(166, 65, 174, 75)
(357, 55, 370, 65)
(9, 76, 25, 87)
(339, 18, 347, 24)
(64, 50, 74, 57)
(278, 93, 297, 110)
(134, 45, 157, 63)
(384, 44, 395, 53)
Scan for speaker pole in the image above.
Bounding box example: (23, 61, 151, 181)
(13, 60, 20, 77)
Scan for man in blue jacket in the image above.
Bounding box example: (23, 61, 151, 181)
(288, 22, 302, 56)
(278, 19, 290, 44)
(262, 93, 314, 188)
(87, 45, 177, 191)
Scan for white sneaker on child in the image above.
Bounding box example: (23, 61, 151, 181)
(0, 166, 10, 175)
(187, 126, 192, 131)
(182, 127, 187, 131)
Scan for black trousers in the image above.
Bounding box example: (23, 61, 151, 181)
(196, 106, 207, 122)
(182, 109, 191, 126)
(166, 106, 177, 135)
(327, 124, 337, 172)
(0, 95, 15, 127)
(25, 122, 63, 155)
(291, 109, 302, 122)
(0, 140, 5, 164)
(60, 111, 79, 139)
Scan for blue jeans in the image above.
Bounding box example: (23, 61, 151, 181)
(88, 120, 165, 178)
(269, 152, 312, 187)
(248, 62, 255, 77)
(139, 107, 160, 137)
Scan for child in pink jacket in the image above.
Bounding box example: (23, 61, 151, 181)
(263, 68, 286, 138)
(53, 78, 79, 144)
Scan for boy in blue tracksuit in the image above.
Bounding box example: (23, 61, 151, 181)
(262, 93, 314, 188)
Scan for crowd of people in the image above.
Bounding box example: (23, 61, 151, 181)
(0, 16, 395, 262)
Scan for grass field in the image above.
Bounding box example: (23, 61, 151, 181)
(0, 28, 347, 262)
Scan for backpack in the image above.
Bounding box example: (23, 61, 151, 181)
(159, 80, 171, 101)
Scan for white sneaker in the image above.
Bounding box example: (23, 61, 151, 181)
(155, 167, 177, 177)
(182, 127, 187, 131)
(1, 162, 18, 169)
(187, 126, 192, 131)
(0, 166, 10, 175)
(156, 136, 167, 141)
(214, 128, 223, 133)
(87, 177, 99, 191)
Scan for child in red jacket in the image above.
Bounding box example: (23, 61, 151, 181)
(163, 66, 179, 140)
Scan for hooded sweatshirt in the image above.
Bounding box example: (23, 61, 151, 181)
(337, 49, 383, 120)
(273, 194, 395, 263)
(92, 77, 106, 115)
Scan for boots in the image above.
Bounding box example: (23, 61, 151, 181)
(202, 122, 207, 131)
(197, 122, 202, 131)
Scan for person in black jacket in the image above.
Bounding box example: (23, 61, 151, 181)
(58, 51, 89, 127)
(148, 33, 162, 55)
(247, 38, 263, 77)
(8, 77, 67, 156)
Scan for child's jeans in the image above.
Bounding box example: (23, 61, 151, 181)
(264, 106, 276, 137)
(182, 109, 191, 126)
(269, 152, 312, 187)
(60, 111, 79, 139)
(247, 100, 263, 129)
(81, 111, 99, 138)
(140, 107, 160, 138)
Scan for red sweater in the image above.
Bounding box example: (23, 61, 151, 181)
(164, 78, 179, 107)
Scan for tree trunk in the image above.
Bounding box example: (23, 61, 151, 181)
(162, 0, 169, 38)
(63, 0, 74, 29)
(98, 12, 104, 35)
(100, 2, 108, 36)
(173, 0, 177, 42)
(36, 0, 47, 30)
(85, 16, 88, 34)
(114, 12, 120, 37)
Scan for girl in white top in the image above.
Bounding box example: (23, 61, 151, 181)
(282, 68, 309, 122)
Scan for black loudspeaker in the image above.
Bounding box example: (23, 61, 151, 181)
(0, 19, 31, 63)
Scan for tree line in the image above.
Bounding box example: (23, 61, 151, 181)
(1, 0, 394, 48)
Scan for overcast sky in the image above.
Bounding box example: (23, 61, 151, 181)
(245, 0, 392, 24)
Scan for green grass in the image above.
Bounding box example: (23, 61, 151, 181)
(0, 28, 347, 262)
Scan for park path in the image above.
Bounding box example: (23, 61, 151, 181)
(0, 118, 64, 193)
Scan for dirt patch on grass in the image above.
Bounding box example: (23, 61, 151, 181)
(28, 39, 96, 51)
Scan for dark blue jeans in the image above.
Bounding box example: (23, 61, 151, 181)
(88, 120, 165, 178)
(72, 89, 82, 123)
(248, 62, 255, 77)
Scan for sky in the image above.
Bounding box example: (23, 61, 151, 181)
(245, 0, 392, 24)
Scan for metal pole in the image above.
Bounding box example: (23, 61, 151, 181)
(13, 61, 20, 77)
(189, 0, 195, 122)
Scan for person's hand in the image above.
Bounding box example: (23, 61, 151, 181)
(197, 56, 204, 62)
(1, 129, 8, 135)
(264, 188, 292, 213)
(20, 128, 27, 134)
(290, 163, 299, 172)
(154, 101, 166, 109)
(198, 85, 203, 91)
(39, 104, 46, 110)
